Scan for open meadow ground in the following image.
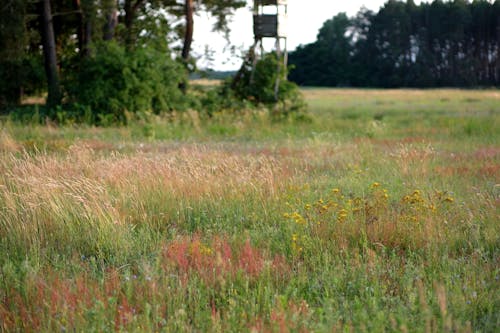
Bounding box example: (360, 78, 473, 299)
(0, 89, 499, 332)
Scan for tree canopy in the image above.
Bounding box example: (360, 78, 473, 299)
(0, 0, 245, 114)
(289, 0, 500, 87)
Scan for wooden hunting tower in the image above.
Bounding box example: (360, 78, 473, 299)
(252, 0, 288, 99)
(253, 0, 288, 39)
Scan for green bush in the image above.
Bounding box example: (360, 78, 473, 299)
(229, 53, 307, 118)
(195, 84, 250, 117)
(64, 42, 187, 124)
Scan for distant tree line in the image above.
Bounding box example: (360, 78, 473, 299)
(289, 0, 500, 87)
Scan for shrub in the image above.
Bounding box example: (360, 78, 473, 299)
(64, 42, 187, 124)
(229, 53, 307, 119)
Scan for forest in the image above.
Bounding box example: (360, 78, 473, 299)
(289, 0, 500, 87)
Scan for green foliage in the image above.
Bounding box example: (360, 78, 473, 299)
(0, 0, 45, 108)
(0, 58, 45, 108)
(289, 0, 500, 87)
(64, 42, 187, 124)
(196, 85, 248, 117)
(0, 0, 246, 116)
(0, 0, 26, 61)
(290, 13, 353, 86)
(229, 53, 307, 118)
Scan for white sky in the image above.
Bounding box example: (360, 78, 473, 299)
(193, 0, 424, 70)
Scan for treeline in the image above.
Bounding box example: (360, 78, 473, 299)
(0, 0, 249, 123)
(289, 0, 500, 87)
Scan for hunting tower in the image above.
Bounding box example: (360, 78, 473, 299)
(252, 0, 288, 98)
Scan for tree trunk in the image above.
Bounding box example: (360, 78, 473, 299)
(103, 0, 118, 41)
(124, 0, 144, 48)
(124, 0, 133, 47)
(40, 0, 61, 109)
(182, 0, 194, 62)
(83, 16, 92, 55)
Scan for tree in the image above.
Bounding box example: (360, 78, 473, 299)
(288, 0, 500, 88)
(289, 13, 356, 86)
(167, 0, 246, 66)
(181, 0, 194, 62)
(103, 0, 118, 41)
(0, 0, 27, 106)
(39, 0, 62, 108)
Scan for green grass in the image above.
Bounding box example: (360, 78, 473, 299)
(0, 88, 499, 332)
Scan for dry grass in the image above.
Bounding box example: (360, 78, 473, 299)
(301, 88, 500, 101)
(0, 88, 498, 332)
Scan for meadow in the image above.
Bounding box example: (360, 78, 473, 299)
(0, 88, 499, 332)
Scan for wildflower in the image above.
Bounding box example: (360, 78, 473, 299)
(304, 204, 311, 210)
(338, 209, 348, 221)
(292, 234, 298, 242)
(200, 245, 212, 255)
(291, 212, 306, 225)
(331, 188, 340, 194)
(445, 197, 454, 203)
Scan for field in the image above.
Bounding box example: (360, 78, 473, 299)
(0, 89, 499, 332)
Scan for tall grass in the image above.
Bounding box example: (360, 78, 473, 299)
(0, 89, 499, 332)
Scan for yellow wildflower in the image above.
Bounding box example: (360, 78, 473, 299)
(292, 212, 306, 225)
(200, 245, 213, 255)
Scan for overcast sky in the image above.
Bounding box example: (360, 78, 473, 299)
(192, 0, 425, 70)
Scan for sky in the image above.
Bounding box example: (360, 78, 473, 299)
(192, 0, 424, 70)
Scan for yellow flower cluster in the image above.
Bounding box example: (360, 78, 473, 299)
(283, 212, 306, 225)
(282, 183, 456, 252)
(291, 233, 303, 254)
